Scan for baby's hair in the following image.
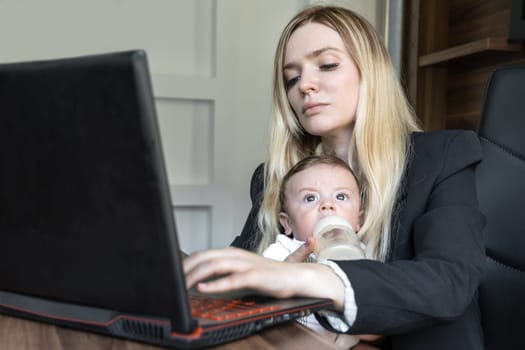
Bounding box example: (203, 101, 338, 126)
(278, 154, 359, 213)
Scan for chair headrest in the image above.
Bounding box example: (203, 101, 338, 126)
(478, 65, 525, 160)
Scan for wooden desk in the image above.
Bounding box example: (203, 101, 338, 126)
(0, 314, 339, 349)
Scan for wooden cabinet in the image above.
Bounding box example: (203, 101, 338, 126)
(404, 0, 525, 131)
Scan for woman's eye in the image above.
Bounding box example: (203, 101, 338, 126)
(335, 193, 348, 201)
(285, 76, 300, 90)
(320, 63, 338, 71)
(304, 194, 318, 203)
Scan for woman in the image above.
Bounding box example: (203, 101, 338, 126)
(185, 5, 485, 349)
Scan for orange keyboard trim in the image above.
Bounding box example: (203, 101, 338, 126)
(190, 296, 280, 321)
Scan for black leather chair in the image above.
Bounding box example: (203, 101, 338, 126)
(476, 65, 525, 349)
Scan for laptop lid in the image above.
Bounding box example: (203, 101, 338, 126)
(0, 50, 332, 349)
(0, 50, 195, 331)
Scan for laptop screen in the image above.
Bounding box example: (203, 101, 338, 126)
(0, 50, 195, 333)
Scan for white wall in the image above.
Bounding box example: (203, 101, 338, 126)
(0, 0, 385, 252)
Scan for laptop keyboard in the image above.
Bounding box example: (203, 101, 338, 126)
(190, 295, 280, 321)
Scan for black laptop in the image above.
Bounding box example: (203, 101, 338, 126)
(0, 50, 333, 349)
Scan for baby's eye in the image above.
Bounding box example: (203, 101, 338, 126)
(335, 193, 348, 201)
(304, 194, 319, 203)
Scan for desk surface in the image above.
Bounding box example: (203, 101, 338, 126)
(0, 314, 340, 349)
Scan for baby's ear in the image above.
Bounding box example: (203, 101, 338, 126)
(279, 212, 293, 236)
(356, 209, 365, 232)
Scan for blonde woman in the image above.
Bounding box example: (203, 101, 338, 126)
(185, 6, 485, 349)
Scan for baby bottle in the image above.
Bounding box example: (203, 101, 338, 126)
(313, 215, 365, 260)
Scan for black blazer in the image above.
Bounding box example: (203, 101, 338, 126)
(231, 130, 486, 350)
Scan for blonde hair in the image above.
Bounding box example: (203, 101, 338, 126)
(257, 5, 420, 260)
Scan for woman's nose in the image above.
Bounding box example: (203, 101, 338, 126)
(298, 68, 319, 95)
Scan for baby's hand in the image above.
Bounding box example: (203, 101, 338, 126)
(285, 237, 316, 262)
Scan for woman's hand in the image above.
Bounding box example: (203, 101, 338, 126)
(183, 243, 346, 310)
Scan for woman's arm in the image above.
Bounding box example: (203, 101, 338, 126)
(333, 131, 486, 335)
(183, 244, 347, 310)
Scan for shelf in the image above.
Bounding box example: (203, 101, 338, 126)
(419, 37, 523, 67)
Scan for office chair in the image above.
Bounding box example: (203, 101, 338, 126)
(476, 65, 525, 349)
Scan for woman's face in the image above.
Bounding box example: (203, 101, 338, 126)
(283, 22, 360, 141)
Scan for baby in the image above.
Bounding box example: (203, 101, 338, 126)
(263, 154, 367, 349)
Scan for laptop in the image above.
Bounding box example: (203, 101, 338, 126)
(0, 50, 333, 349)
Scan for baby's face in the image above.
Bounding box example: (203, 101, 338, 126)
(279, 164, 361, 241)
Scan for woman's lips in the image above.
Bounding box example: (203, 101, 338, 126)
(303, 102, 328, 115)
